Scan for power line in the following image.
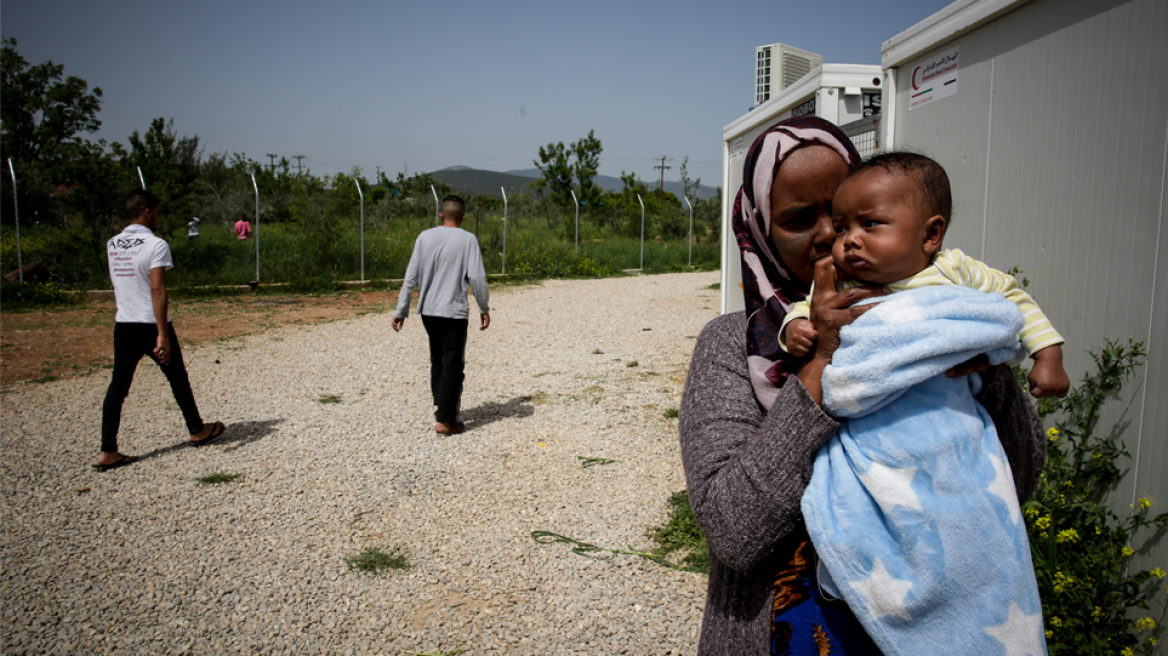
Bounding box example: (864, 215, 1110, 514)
(292, 155, 306, 175)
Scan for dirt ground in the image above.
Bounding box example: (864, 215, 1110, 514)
(0, 288, 400, 388)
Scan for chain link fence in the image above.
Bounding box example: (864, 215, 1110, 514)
(2, 166, 721, 292)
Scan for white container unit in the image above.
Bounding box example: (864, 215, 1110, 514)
(880, 0, 1168, 579)
(720, 64, 883, 314)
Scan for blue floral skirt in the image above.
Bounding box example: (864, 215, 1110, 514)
(772, 538, 883, 656)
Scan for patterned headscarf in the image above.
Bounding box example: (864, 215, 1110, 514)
(732, 116, 860, 409)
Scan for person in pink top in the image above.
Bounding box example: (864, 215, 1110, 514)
(234, 212, 252, 239)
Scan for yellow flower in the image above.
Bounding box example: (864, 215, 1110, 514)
(1056, 529, 1079, 544)
(1063, 480, 1074, 487)
(1047, 427, 1060, 441)
(1053, 571, 1075, 594)
(1135, 617, 1156, 631)
(1093, 606, 1104, 621)
(1138, 497, 1152, 511)
(1035, 516, 1052, 530)
(1153, 567, 1166, 579)
(1150, 637, 1158, 647)
(1096, 526, 1103, 535)
(1024, 506, 1040, 519)
(1094, 453, 1102, 459)
(1050, 616, 1063, 627)
(1122, 648, 1134, 656)
(1123, 546, 1134, 557)
(1045, 630, 1053, 639)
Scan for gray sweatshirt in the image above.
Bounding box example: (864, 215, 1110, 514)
(679, 311, 1046, 656)
(394, 226, 489, 320)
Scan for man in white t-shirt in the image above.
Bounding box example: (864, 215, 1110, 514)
(96, 190, 224, 471)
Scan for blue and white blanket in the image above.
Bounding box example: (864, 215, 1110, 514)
(800, 285, 1047, 656)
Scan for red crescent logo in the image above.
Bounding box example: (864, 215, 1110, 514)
(912, 67, 920, 90)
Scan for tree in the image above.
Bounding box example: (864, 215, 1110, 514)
(123, 118, 203, 234)
(572, 130, 604, 207)
(678, 156, 701, 202)
(532, 130, 605, 227)
(0, 38, 104, 172)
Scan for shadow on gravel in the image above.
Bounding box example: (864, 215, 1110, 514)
(461, 396, 536, 431)
(137, 418, 285, 462)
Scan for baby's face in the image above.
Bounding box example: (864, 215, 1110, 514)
(830, 169, 939, 285)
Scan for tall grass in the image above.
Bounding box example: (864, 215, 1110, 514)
(2, 211, 719, 291)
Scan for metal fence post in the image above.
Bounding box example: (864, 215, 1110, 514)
(7, 159, 23, 282)
(571, 190, 579, 255)
(501, 186, 508, 275)
(683, 195, 693, 268)
(431, 185, 439, 226)
(251, 173, 260, 283)
(637, 193, 645, 270)
(354, 178, 365, 281)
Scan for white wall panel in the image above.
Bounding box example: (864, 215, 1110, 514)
(890, 0, 1168, 580)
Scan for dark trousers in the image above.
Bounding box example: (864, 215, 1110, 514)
(421, 315, 467, 424)
(101, 322, 204, 453)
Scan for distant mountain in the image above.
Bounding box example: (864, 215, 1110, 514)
(505, 167, 718, 200)
(428, 168, 538, 198)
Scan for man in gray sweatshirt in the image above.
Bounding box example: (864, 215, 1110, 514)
(392, 195, 490, 434)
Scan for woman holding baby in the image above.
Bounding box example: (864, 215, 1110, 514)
(678, 116, 1048, 655)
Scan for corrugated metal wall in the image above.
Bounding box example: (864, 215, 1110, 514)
(890, 0, 1167, 574)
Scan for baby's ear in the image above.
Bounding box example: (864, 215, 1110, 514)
(923, 215, 946, 255)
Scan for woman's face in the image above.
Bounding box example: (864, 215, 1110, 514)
(768, 145, 850, 287)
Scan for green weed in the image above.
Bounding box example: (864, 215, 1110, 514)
(344, 546, 409, 575)
(663, 408, 679, 419)
(645, 490, 709, 574)
(577, 456, 621, 468)
(197, 472, 242, 485)
(318, 394, 342, 404)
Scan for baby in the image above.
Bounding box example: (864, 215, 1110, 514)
(781, 152, 1069, 398)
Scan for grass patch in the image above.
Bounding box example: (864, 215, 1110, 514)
(577, 456, 622, 468)
(663, 408, 679, 419)
(592, 348, 604, 354)
(645, 490, 709, 574)
(318, 394, 343, 404)
(197, 472, 242, 485)
(626, 360, 639, 367)
(706, 282, 720, 290)
(404, 650, 463, 656)
(344, 546, 409, 575)
(30, 375, 59, 384)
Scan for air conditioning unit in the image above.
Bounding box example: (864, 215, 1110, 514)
(754, 44, 823, 107)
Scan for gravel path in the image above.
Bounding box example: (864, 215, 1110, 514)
(2, 271, 721, 655)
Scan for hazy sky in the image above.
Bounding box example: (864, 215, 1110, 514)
(4, 0, 953, 186)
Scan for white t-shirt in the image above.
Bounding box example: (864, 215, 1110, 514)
(107, 224, 173, 324)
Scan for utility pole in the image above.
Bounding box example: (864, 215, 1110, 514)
(292, 155, 306, 175)
(266, 153, 278, 173)
(375, 166, 382, 180)
(654, 156, 673, 192)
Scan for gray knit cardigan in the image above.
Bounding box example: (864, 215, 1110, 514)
(679, 311, 1046, 656)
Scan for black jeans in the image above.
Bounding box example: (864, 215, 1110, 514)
(421, 315, 467, 424)
(101, 322, 204, 453)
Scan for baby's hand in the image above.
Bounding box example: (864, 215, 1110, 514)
(783, 318, 818, 358)
(1028, 344, 1069, 398)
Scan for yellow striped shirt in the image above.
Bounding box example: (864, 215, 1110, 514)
(781, 248, 1064, 356)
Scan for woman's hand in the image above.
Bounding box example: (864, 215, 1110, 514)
(796, 258, 889, 404)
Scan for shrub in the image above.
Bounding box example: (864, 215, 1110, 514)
(0, 280, 77, 308)
(1019, 339, 1167, 655)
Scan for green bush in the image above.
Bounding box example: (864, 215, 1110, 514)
(1019, 340, 1167, 655)
(646, 490, 709, 574)
(0, 280, 77, 308)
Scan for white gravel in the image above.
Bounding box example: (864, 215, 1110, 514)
(1, 271, 722, 655)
